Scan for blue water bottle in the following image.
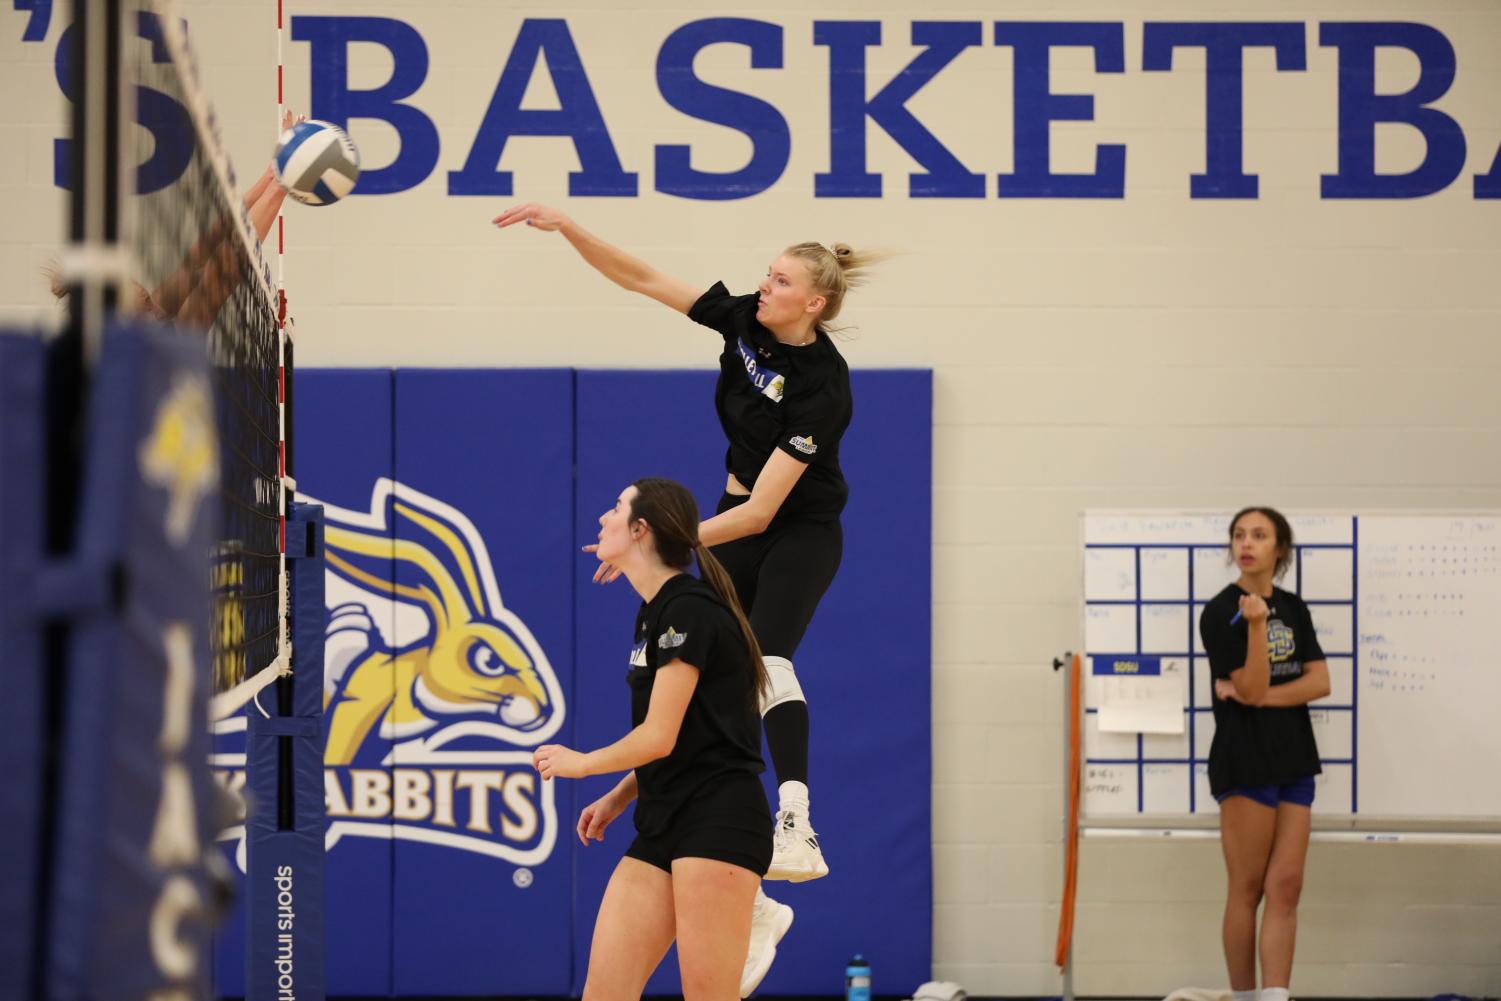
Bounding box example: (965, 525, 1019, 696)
(845, 954, 871, 1001)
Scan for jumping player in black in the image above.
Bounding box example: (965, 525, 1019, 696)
(495, 202, 878, 992)
(531, 478, 772, 1001)
(1198, 507, 1331, 1001)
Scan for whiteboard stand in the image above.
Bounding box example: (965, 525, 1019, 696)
(1053, 652, 1074, 1001)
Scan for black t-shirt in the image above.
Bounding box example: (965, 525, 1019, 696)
(628, 573, 765, 837)
(688, 282, 852, 523)
(1199, 584, 1325, 796)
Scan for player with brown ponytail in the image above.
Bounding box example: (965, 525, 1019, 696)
(531, 478, 784, 1000)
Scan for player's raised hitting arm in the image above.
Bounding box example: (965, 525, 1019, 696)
(492, 203, 700, 314)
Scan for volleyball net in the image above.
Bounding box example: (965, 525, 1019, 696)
(124, 0, 295, 716)
(0, 2, 311, 997)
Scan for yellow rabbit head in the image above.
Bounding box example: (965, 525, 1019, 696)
(322, 480, 563, 743)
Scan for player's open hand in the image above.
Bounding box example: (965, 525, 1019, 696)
(580, 544, 624, 585)
(493, 203, 569, 232)
(576, 791, 627, 845)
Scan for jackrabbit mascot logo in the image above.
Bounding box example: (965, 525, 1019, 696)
(213, 479, 565, 868)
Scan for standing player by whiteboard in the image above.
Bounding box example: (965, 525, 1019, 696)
(1198, 507, 1331, 1001)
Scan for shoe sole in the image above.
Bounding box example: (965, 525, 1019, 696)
(740, 904, 794, 998)
(787, 863, 829, 883)
(764, 860, 830, 882)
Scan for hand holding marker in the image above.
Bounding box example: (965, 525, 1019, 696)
(1230, 593, 1269, 626)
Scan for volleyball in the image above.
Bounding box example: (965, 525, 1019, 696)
(273, 119, 360, 206)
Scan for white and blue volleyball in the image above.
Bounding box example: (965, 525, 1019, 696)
(273, 120, 360, 206)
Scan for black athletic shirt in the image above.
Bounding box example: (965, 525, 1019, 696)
(628, 573, 765, 837)
(688, 282, 853, 523)
(1199, 584, 1325, 797)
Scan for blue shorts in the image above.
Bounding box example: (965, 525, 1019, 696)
(1215, 776, 1316, 809)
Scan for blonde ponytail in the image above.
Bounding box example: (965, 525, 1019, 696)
(783, 241, 888, 332)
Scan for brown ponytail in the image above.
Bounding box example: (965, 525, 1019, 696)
(628, 478, 767, 702)
(693, 540, 768, 700)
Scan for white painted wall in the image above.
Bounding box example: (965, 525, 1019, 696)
(4, 1, 1499, 994)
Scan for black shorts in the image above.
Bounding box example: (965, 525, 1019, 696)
(626, 773, 773, 876)
(709, 494, 843, 659)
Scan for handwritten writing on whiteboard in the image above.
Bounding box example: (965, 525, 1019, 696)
(1082, 764, 1136, 816)
(1356, 515, 1501, 818)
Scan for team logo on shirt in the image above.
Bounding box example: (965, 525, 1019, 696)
(211, 479, 565, 869)
(788, 435, 818, 455)
(1268, 619, 1295, 661)
(658, 626, 688, 650)
(630, 639, 649, 667)
(736, 336, 785, 402)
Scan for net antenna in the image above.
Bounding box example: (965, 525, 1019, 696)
(273, 0, 298, 720)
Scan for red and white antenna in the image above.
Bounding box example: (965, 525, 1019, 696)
(274, 0, 294, 697)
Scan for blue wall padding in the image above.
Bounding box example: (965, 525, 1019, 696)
(211, 366, 932, 997)
(388, 370, 576, 996)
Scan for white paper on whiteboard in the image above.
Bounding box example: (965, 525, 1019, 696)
(1097, 670, 1185, 734)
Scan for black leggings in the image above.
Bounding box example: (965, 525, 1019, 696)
(709, 494, 843, 660)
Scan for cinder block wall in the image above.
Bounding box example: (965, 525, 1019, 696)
(4, 2, 1497, 994)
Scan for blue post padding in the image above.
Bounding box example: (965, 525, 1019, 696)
(244, 501, 326, 1001)
(573, 369, 934, 996)
(0, 330, 46, 1000)
(244, 731, 326, 1001)
(289, 503, 327, 720)
(44, 320, 221, 1001)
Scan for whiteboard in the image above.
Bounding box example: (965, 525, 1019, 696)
(1078, 511, 1501, 826)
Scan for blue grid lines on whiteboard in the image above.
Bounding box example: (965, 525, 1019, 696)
(1082, 516, 1357, 818)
